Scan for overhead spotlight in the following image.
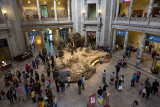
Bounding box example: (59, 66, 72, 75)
(28, 1, 31, 4)
(58, 2, 61, 4)
(44, 1, 47, 4)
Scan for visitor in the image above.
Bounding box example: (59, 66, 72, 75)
(152, 79, 159, 96)
(6, 90, 13, 104)
(121, 12, 126, 17)
(145, 78, 150, 87)
(102, 70, 106, 83)
(60, 81, 65, 93)
(67, 74, 71, 87)
(114, 77, 118, 89)
(100, 56, 104, 64)
(25, 64, 30, 73)
(110, 72, 114, 85)
(131, 100, 138, 107)
(97, 86, 103, 96)
(53, 96, 57, 107)
(136, 71, 141, 83)
(32, 60, 36, 69)
(16, 85, 24, 101)
(0, 90, 5, 100)
(41, 74, 45, 86)
(39, 98, 45, 107)
(115, 65, 120, 78)
(118, 79, 123, 91)
(136, 58, 140, 68)
(142, 87, 146, 98)
(131, 73, 137, 87)
(55, 79, 60, 92)
(139, 84, 144, 95)
(116, 44, 118, 51)
(35, 56, 39, 69)
(25, 85, 30, 100)
(35, 71, 40, 81)
(146, 84, 152, 100)
(31, 90, 36, 103)
(16, 70, 21, 82)
(82, 75, 85, 90)
(103, 83, 108, 98)
(128, 47, 132, 58)
(11, 87, 17, 100)
(78, 78, 82, 95)
(47, 68, 50, 77)
(30, 67, 33, 77)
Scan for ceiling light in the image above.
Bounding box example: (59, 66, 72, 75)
(58, 2, 60, 4)
(60, 28, 62, 29)
(44, 1, 47, 4)
(3, 10, 7, 14)
(28, 1, 31, 4)
(33, 30, 35, 31)
(47, 29, 49, 30)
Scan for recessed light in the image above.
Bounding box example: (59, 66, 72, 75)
(28, 1, 31, 4)
(58, 2, 60, 4)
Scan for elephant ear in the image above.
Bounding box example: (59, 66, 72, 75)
(72, 33, 81, 43)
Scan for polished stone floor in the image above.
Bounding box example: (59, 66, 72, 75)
(0, 45, 160, 107)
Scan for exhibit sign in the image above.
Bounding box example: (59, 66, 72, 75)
(98, 96, 103, 104)
(148, 35, 160, 43)
(29, 31, 40, 36)
(88, 93, 96, 107)
(117, 30, 126, 36)
(122, 0, 130, 3)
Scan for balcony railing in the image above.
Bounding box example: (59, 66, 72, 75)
(131, 17, 147, 21)
(85, 17, 97, 21)
(150, 17, 160, 22)
(117, 17, 129, 21)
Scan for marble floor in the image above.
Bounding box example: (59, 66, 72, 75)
(0, 45, 160, 107)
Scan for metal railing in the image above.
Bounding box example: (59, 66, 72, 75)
(150, 17, 160, 22)
(117, 17, 129, 21)
(85, 17, 97, 21)
(131, 17, 147, 21)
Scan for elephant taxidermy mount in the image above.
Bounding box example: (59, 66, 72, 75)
(66, 32, 85, 55)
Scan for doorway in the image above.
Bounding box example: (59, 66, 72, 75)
(87, 31, 96, 47)
(41, 5, 48, 18)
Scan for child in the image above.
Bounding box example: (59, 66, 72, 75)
(139, 84, 144, 95)
(142, 87, 146, 98)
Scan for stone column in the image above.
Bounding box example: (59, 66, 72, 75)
(56, 29, 60, 46)
(115, 0, 120, 21)
(0, 8, 3, 20)
(19, 0, 25, 21)
(37, 0, 41, 20)
(67, 0, 71, 20)
(41, 31, 45, 47)
(54, 0, 58, 21)
(147, 0, 154, 19)
(112, 29, 117, 51)
(139, 33, 147, 59)
(96, 31, 100, 47)
(25, 32, 30, 47)
(69, 27, 71, 33)
(84, 31, 87, 47)
(123, 30, 129, 54)
(128, 0, 133, 20)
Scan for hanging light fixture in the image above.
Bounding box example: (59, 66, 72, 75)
(28, 1, 31, 4)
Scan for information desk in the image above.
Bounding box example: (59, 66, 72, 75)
(14, 53, 33, 61)
(0, 62, 12, 71)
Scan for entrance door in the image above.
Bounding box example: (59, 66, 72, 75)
(41, 5, 48, 18)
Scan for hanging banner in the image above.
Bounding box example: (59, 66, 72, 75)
(117, 30, 126, 36)
(29, 31, 40, 36)
(98, 96, 103, 104)
(148, 35, 160, 43)
(122, 0, 130, 4)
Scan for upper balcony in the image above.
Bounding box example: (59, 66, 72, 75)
(115, 16, 160, 26)
(0, 19, 12, 30)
